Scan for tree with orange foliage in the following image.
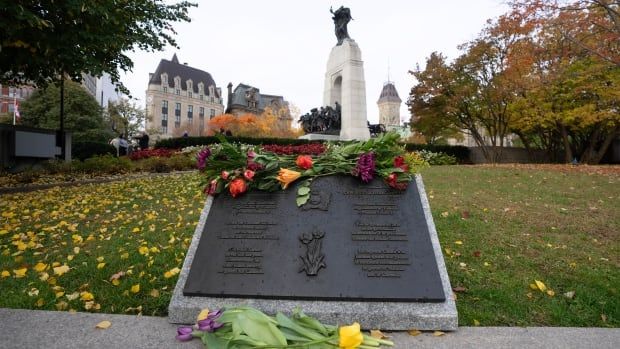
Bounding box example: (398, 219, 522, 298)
(207, 106, 302, 138)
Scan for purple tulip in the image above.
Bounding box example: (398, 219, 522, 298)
(175, 326, 194, 342)
(352, 152, 376, 183)
(196, 148, 212, 170)
(197, 318, 223, 332)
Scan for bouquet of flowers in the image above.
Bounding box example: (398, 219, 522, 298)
(177, 306, 394, 348)
(197, 132, 428, 205)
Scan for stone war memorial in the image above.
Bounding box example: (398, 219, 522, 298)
(299, 6, 371, 141)
(169, 6, 457, 331)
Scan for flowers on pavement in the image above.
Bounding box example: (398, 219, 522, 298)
(176, 306, 393, 348)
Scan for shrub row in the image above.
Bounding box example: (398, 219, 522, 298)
(154, 136, 317, 149)
(155, 136, 470, 162)
(404, 143, 469, 163)
(72, 141, 117, 161)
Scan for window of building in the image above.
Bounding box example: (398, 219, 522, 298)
(163, 87, 168, 93)
(8, 103, 14, 112)
(199, 107, 205, 119)
(188, 91, 192, 98)
(8, 87, 15, 97)
(199, 94, 203, 100)
(188, 105, 193, 119)
(162, 125, 168, 134)
(210, 109, 215, 119)
(175, 102, 181, 115)
(161, 100, 168, 114)
(176, 89, 180, 95)
(210, 96, 214, 103)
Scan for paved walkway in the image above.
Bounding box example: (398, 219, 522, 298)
(0, 308, 618, 349)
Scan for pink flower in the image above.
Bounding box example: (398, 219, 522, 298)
(244, 169, 255, 181)
(221, 171, 229, 180)
(206, 179, 218, 195)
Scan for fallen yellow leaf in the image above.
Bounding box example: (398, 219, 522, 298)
(370, 329, 388, 339)
(149, 289, 160, 298)
(66, 292, 80, 301)
(33, 263, 48, 272)
(433, 331, 445, 337)
(138, 246, 149, 255)
(13, 268, 27, 278)
(80, 292, 94, 301)
(407, 329, 421, 336)
(130, 284, 140, 293)
(534, 280, 547, 292)
(474, 319, 480, 326)
(95, 320, 112, 329)
(454, 240, 463, 245)
(1, 270, 10, 278)
(53, 265, 70, 276)
(97, 263, 106, 270)
(546, 290, 555, 297)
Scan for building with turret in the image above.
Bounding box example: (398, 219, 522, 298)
(377, 81, 402, 129)
(145, 54, 224, 138)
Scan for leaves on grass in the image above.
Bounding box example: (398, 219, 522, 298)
(453, 286, 467, 293)
(130, 284, 140, 293)
(433, 331, 445, 337)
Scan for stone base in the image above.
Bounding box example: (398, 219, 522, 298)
(169, 175, 457, 330)
(298, 133, 342, 141)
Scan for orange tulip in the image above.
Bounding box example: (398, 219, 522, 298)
(276, 168, 301, 189)
(229, 178, 247, 197)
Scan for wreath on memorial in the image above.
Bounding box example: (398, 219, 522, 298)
(197, 132, 428, 205)
(176, 306, 394, 348)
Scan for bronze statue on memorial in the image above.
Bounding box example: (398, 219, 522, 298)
(330, 6, 353, 45)
(298, 102, 341, 135)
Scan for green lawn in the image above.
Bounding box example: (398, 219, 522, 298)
(0, 167, 618, 327)
(421, 165, 619, 327)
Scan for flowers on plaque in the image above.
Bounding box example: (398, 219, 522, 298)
(196, 132, 428, 204)
(175, 306, 393, 348)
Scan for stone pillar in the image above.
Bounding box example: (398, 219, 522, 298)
(323, 39, 370, 141)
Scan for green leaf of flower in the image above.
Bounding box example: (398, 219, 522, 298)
(297, 186, 310, 196)
(296, 194, 310, 207)
(238, 314, 287, 346)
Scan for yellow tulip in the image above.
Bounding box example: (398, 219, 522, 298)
(276, 168, 301, 189)
(339, 322, 363, 349)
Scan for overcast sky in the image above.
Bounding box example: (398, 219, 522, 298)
(120, 0, 509, 124)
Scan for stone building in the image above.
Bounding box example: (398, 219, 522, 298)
(377, 81, 402, 129)
(145, 54, 224, 138)
(225, 83, 291, 126)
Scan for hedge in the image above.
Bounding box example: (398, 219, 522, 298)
(72, 141, 117, 161)
(155, 136, 470, 163)
(154, 136, 318, 149)
(403, 143, 470, 163)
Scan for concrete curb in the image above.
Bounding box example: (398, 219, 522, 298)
(1, 308, 618, 349)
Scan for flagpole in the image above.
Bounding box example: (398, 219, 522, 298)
(13, 97, 16, 125)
